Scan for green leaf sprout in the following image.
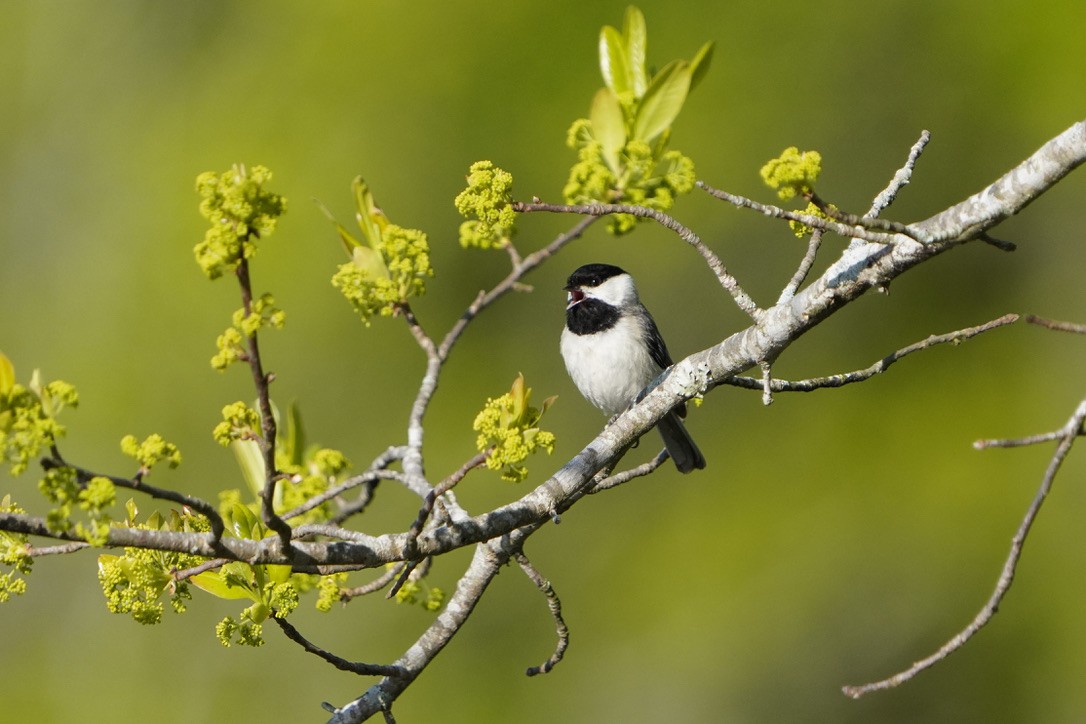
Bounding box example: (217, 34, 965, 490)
(325, 177, 434, 325)
(473, 374, 557, 483)
(564, 6, 711, 234)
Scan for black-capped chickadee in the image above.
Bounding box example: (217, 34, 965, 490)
(560, 263, 706, 473)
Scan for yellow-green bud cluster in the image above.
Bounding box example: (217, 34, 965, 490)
(0, 357, 78, 476)
(213, 402, 261, 446)
(315, 572, 348, 612)
(760, 147, 822, 201)
(37, 465, 115, 546)
(121, 433, 182, 472)
(331, 224, 434, 324)
(454, 161, 517, 249)
(97, 510, 208, 625)
(0, 496, 30, 603)
(211, 294, 285, 370)
(194, 164, 286, 279)
(472, 374, 556, 483)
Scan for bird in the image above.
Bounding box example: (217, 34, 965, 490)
(560, 263, 706, 473)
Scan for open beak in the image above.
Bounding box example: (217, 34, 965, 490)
(565, 287, 585, 309)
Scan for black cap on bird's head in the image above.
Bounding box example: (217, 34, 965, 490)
(564, 263, 627, 292)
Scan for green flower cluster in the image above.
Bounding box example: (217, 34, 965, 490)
(788, 200, 835, 239)
(0, 354, 78, 475)
(315, 571, 348, 612)
(326, 176, 434, 325)
(563, 6, 710, 234)
(38, 466, 116, 545)
(213, 402, 261, 447)
(207, 568, 299, 648)
(120, 433, 182, 472)
(393, 574, 446, 612)
(0, 495, 30, 603)
(193, 164, 287, 279)
(473, 374, 556, 483)
(211, 293, 285, 370)
(760, 147, 822, 201)
(454, 160, 517, 249)
(332, 225, 433, 323)
(97, 509, 209, 625)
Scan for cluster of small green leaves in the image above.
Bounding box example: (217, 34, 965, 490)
(98, 505, 209, 625)
(454, 160, 517, 249)
(0, 353, 78, 476)
(0, 495, 30, 603)
(473, 374, 557, 483)
(191, 503, 299, 647)
(327, 177, 434, 324)
(211, 293, 286, 370)
(563, 6, 711, 234)
(193, 164, 287, 279)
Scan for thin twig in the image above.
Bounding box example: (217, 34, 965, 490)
(778, 228, 824, 304)
(386, 559, 422, 600)
(1025, 315, 1086, 334)
(234, 256, 293, 552)
(42, 449, 226, 541)
(726, 314, 1020, 393)
(514, 551, 570, 676)
(273, 616, 407, 677)
(340, 564, 402, 601)
(407, 450, 489, 542)
(438, 216, 597, 361)
(695, 181, 912, 245)
(867, 130, 931, 218)
(513, 200, 763, 321)
(974, 430, 1072, 450)
(759, 361, 774, 406)
(323, 447, 407, 526)
(282, 469, 404, 523)
(173, 557, 230, 583)
(843, 398, 1086, 698)
(587, 451, 668, 494)
(25, 541, 89, 556)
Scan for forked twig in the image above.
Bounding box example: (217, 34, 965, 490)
(843, 398, 1086, 698)
(727, 314, 1020, 393)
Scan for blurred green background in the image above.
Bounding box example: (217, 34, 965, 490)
(3, 1, 1085, 722)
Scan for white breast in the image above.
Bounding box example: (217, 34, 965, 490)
(560, 314, 662, 416)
